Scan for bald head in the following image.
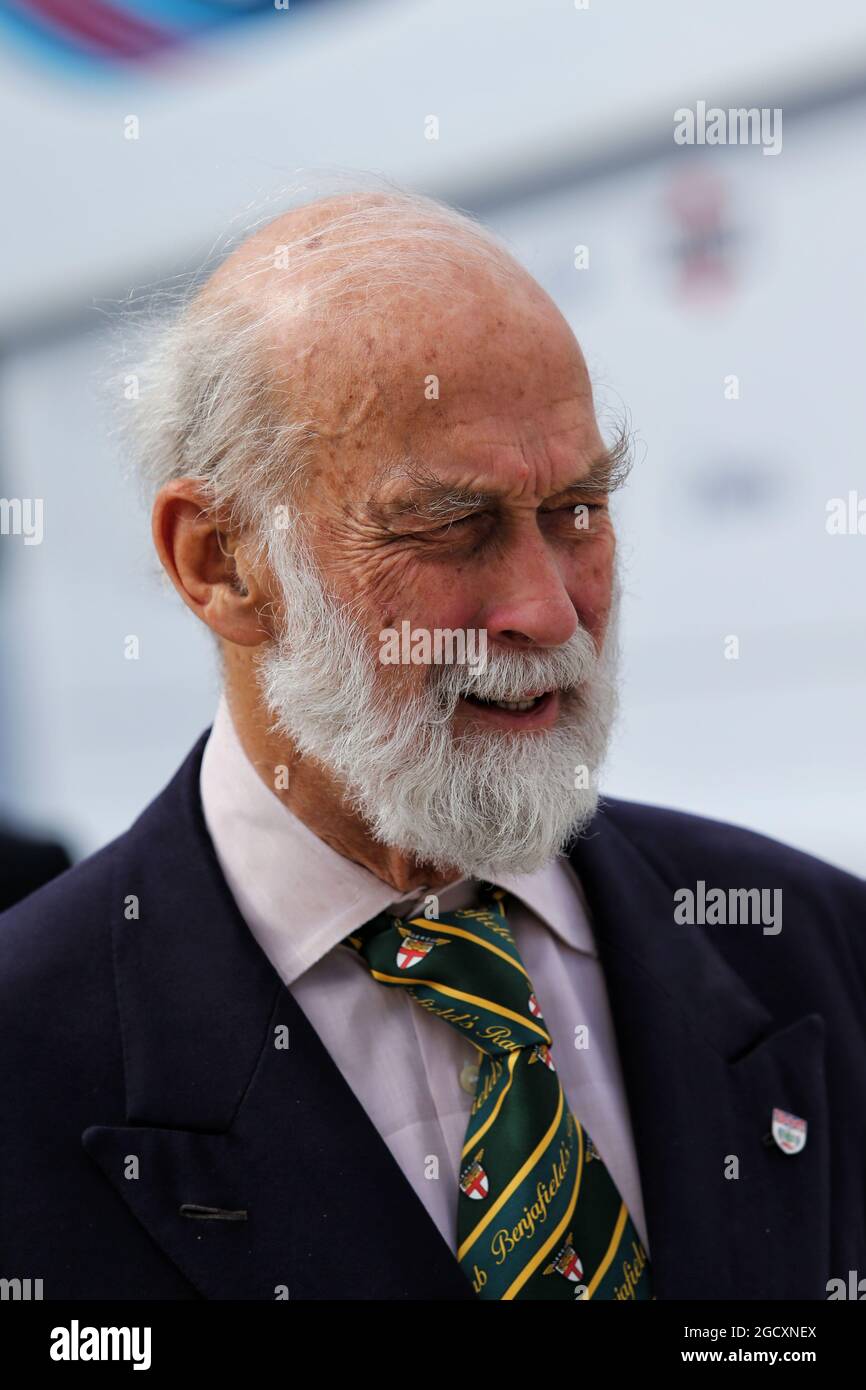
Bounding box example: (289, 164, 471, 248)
(134, 191, 534, 543)
(195, 188, 527, 325)
(144, 189, 588, 552)
(189, 188, 565, 443)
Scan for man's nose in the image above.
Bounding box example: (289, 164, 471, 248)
(481, 535, 579, 649)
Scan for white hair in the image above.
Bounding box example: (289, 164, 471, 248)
(108, 172, 531, 575)
(257, 520, 623, 876)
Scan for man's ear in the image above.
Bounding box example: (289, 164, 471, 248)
(151, 479, 274, 647)
(214, 529, 250, 597)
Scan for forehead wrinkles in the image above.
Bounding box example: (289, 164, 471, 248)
(228, 255, 588, 500)
(398, 381, 603, 493)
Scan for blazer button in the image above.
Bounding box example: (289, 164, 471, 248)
(460, 1061, 480, 1094)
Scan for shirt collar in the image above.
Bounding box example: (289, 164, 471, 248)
(199, 691, 597, 986)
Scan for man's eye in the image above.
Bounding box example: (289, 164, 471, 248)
(426, 514, 477, 533)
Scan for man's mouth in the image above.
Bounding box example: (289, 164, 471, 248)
(458, 687, 560, 726)
(463, 688, 549, 712)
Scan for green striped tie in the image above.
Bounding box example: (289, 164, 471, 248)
(344, 882, 652, 1300)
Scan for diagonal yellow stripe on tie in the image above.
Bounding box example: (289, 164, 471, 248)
(501, 1118, 585, 1300)
(406, 918, 529, 977)
(583, 1201, 629, 1300)
(462, 1048, 520, 1157)
(368, 969, 550, 1043)
(457, 1079, 564, 1261)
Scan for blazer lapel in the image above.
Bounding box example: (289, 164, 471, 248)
(569, 806, 829, 1299)
(82, 732, 475, 1301)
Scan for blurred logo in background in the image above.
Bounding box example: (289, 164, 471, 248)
(664, 168, 742, 302)
(0, 0, 299, 69)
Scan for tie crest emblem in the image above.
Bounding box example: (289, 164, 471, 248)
(394, 924, 451, 971)
(459, 1149, 489, 1200)
(529, 1042, 557, 1072)
(544, 1231, 585, 1284)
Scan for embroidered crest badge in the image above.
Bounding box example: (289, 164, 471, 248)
(771, 1107, 807, 1155)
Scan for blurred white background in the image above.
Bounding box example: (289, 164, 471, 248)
(0, 0, 863, 872)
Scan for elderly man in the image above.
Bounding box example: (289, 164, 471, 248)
(1, 189, 864, 1303)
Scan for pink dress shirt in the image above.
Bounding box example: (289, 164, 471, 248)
(199, 692, 649, 1256)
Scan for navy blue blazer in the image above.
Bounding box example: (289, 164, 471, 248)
(1, 729, 864, 1300)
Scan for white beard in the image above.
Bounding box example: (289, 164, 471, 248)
(256, 535, 622, 878)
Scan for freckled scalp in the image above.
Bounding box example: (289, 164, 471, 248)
(120, 180, 624, 579)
